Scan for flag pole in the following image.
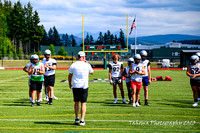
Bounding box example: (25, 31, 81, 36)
(135, 14, 137, 55)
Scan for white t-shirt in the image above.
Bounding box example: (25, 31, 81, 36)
(140, 60, 150, 77)
(131, 63, 144, 82)
(30, 62, 44, 81)
(109, 62, 123, 78)
(68, 61, 93, 89)
(42, 58, 56, 76)
(123, 66, 131, 82)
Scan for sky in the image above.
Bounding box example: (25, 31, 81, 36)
(10, 0, 200, 37)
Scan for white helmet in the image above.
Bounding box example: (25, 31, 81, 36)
(190, 55, 199, 64)
(30, 55, 34, 62)
(127, 57, 134, 66)
(134, 54, 141, 60)
(31, 54, 39, 64)
(140, 50, 147, 57)
(44, 49, 51, 56)
(196, 52, 200, 57)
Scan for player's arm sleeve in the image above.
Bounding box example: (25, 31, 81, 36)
(121, 64, 124, 69)
(68, 66, 73, 74)
(89, 64, 94, 74)
(147, 61, 151, 66)
(53, 59, 57, 66)
(108, 64, 111, 70)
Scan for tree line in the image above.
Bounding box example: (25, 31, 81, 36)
(0, 0, 126, 58)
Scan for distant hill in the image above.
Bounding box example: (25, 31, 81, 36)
(60, 33, 200, 46)
(131, 34, 200, 45)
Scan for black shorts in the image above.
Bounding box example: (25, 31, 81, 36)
(112, 77, 122, 85)
(73, 88, 88, 103)
(190, 79, 200, 87)
(30, 80, 43, 92)
(44, 74, 55, 87)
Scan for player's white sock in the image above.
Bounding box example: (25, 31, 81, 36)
(32, 100, 35, 103)
(30, 97, 32, 101)
(37, 100, 40, 103)
(115, 98, 117, 101)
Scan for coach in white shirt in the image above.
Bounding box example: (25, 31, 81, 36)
(68, 51, 94, 126)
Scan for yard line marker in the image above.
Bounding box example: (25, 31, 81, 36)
(0, 75, 27, 83)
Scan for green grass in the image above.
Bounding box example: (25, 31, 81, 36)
(0, 69, 199, 133)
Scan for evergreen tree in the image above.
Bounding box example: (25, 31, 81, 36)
(52, 26, 61, 45)
(48, 28, 53, 45)
(104, 33, 108, 45)
(70, 34, 77, 47)
(90, 35, 94, 44)
(84, 33, 90, 45)
(96, 32, 103, 45)
(119, 29, 126, 48)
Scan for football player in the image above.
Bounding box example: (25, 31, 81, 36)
(109, 54, 127, 104)
(23, 55, 33, 103)
(186, 55, 200, 107)
(140, 50, 151, 106)
(28, 54, 45, 107)
(195, 52, 200, 101)
(129, 54, 145, 108)
(42, 49, 57, 105)
(123, 57, 134, 104)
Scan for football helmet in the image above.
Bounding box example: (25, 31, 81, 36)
(190, 55, 199, 64)
(140, 50, 147, 57)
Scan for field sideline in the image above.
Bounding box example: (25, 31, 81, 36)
(0, 69, 199, 133)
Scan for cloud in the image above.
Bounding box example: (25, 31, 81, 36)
(10, 0, 200, 36)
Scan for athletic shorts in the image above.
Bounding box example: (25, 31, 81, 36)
(142, 76, 149, 86)
(190, 79, 200, 87)
(44, 74, 55, 87)
(30, 80, 43, 92)
(112, 77, 122, 85)
(131, 81, 142, 90)
(73, 88, 88, 103)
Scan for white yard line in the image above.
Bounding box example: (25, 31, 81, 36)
(0, 75, 27, 84)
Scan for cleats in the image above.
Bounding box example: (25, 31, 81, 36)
(113, 100, 118, 104)
(44, 96, 49, 101)
(53, 96, 58, 100)
(192, 102, 198, 107)
(36, 102, 41, 106)
(136, 102, 140, 107)
(79, 121, 86, 126)
(132, 103, 136, 108)
(145, 101, 150, 106)
(31, 102, 35, 107)
(122, 100, 128, 104)
(74, 118, 79, 125)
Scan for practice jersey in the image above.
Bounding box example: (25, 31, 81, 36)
(131, 63, 144, 82)
(189, 64, 200, 80)
(42, 58, 56, 76)
(26, 62, 32, 79)
(123, 66, 131, 82)
(68, 61, 93, 89)
(30, 62, 44, 81)
(109, 62, 123, 78)
(140, 60, 150, 77)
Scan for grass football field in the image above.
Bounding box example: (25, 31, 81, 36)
(0, 69, 199, 133)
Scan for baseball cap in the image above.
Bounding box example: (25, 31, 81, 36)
(78, 51, 86, 57)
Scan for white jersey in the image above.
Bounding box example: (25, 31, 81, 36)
(42, 58, 56, 76)
(131, 63, 144, 82)
(140, 59, 150, 77)
(26, 62, 32, 79)
(109, 62, 123, 78)
(123, 66, 131, 82)
(30, 62, 44, 81)
(68, 61, 93, 89)
(190, 64, 200, 80)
